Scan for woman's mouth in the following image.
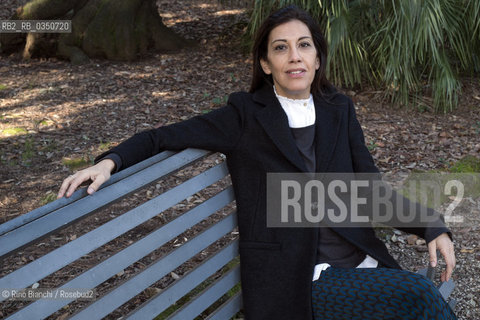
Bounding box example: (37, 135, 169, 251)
(287, 69, 306, 77)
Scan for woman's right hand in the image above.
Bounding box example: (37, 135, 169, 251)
(57, 159, 115, 199)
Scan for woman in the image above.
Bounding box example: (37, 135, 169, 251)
(58, 5, 456, 319)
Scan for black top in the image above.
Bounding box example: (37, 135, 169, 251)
(290, 124, 366, 268)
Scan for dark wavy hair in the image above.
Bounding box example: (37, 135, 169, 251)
(249, 5, 333, 96)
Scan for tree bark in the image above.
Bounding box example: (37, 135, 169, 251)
(0, 0, 191, 63)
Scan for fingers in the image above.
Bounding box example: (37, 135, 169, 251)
(86, 160, 113, 194)
(439, 240, 456, 282)
(442, 259, 454, 282)
(428, 233, 456, 282)
(428, 240, 437, 267)
(65, 172, 89, 197)
(87, 173, 108, 195)
(57, 161, 114, 199)
(58, 172, 89, 198)
(57, 174, 76, 199)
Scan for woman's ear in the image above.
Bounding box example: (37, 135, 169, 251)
(315, 57, 320, 70)
(260, 59, 272, 75)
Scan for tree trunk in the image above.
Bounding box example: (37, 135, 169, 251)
(0, 0, 191, 63)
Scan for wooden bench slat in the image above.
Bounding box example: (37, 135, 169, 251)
(167, 265, 241, 320)
(126, 240, 239, 320)
(0, 149, 210, 259)
(205, 292, 243, 320)
(0, 151, 176, 237)
(68, 213, 238, 320)
(0, 163, 230, 301)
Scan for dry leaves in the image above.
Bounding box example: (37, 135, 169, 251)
(0, 0, 479, 319)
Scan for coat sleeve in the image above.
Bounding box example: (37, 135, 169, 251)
(346, 98, 380, 173)
(346, 98, 452, 243)
(96, 93, 245, 171)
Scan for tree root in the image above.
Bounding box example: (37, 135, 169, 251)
(1, 0, 191, 62)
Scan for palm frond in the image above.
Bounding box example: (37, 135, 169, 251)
(227, 0, 479, 112)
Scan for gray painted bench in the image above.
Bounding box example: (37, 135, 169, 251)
(0, 148, 242, 319)
(0, 148, 455, 319)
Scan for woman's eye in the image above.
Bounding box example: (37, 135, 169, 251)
(274, 44, 287, 51)
(300, 42, 312, 48)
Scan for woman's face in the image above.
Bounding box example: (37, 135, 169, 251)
(260, 19, 320, 100)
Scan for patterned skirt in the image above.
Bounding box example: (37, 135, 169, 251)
(311, 267, 457, 320)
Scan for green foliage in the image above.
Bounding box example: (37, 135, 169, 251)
(40, 192, 57, 205)
(239, 0, 480, 112)
(398, 156, 480, 210)
(98, 141, 113, 151)
(1, 127, 28, 136)
(62, 156, 92, 170)
(367, 140, 378, 151)
(212, 95, 229, 105)
(449, 155, 480, 173)
(22, 137, 35, 166)
(0, 84, 7, 90)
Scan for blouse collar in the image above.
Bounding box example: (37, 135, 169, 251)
(273, 86, 315, 128)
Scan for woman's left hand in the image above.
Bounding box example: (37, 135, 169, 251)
(427, 232, 455, 282)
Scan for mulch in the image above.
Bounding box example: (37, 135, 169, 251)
(0, 0, 479, 319)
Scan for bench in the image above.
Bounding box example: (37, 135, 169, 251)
(0, 149, 241, 319)
(0, 148, 456, 319)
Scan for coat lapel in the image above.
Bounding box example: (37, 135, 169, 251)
(313, 95, 343, 172)
(253, 85, 344, 173)
(253, 85, 308, 172)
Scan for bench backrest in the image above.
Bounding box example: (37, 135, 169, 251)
(0, 148, 456, 319)
(0, 149, 242, 319)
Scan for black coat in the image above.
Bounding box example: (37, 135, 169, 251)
(103, 84, 450, 319)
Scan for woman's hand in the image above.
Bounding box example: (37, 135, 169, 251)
(57, 159, 115, 199)
(428, 232, 456, 282)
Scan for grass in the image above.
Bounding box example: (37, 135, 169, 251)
(21, 137, 35, 166)
(2, 127, 28, 136)
(0, 84, 7, 90)
(40, 192, 57, 205)
(367, 140, 378, 151)
(33, 119, 50, 128)
(398, 155, 480, 209)
(99, 141, 113, 151)
(62, 156, 92, 171)
(449, 155, 480, 173)
(211, 95, 228, 106)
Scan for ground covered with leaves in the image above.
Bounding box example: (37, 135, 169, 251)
(1, 0, 479, 319)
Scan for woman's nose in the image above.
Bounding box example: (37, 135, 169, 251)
(289, 47, 302, 62)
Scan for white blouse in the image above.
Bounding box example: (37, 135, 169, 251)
(274, 86, 316, 128)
